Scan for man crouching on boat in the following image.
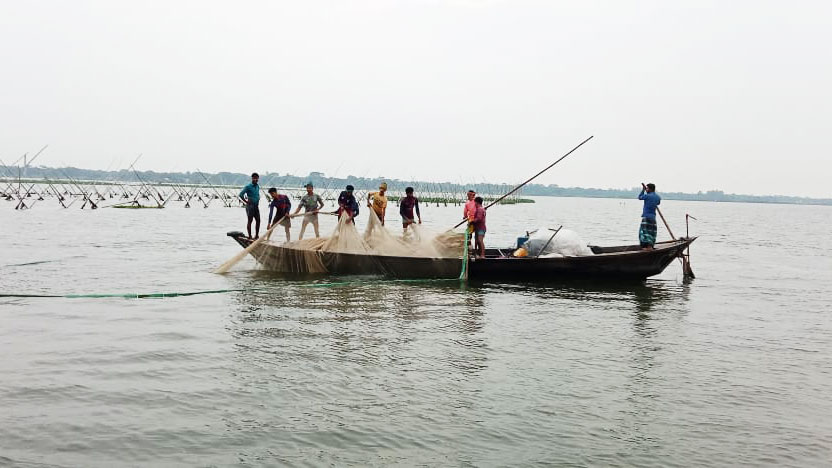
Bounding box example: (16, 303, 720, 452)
(367, 182, 388, 225)
(337, 185, 359, 223)
(638, 183, 661, 249)
(239, 172, 261, 239)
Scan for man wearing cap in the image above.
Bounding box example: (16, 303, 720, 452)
(238, 172, 261, 239)
(337, 185, 359, 223)
(367, 182, 388, 225)
(293, 182, 325, 239)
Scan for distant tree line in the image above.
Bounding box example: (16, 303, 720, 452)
(522, 184, 832, 205)
(9, 165, 832, 206)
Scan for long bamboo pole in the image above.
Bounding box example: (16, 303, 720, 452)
(451, 135, 593, 229)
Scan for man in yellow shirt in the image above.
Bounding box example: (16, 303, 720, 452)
(367, 182, 388, 225)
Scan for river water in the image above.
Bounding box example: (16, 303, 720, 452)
(1, 196, 831, 467)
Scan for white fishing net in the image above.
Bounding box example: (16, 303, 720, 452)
(523, 227, 594, 257)
(253, 211, 464, 273)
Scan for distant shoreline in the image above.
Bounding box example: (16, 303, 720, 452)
(4, 165, 831, 207)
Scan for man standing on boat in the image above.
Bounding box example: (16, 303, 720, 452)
(267, 187, 292, 242)
(294, 182, 325, 239)
(638, 183, 661, 249)
(367, 182, 388, 225)
(463, 189, 477, 250)
(469, 196, 487, 258)
(337, 185, 359, 223)
(399, 186, 421, 232)
(239, 172, 261, 239)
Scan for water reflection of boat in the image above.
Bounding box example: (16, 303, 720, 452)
(227, 231, 695, 281)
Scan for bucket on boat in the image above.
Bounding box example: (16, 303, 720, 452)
(516, 236, 529, 248)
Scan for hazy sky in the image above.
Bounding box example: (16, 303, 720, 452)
(1, 1, 830, 197)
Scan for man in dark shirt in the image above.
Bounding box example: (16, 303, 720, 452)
(267, 187, 292, 242)
(337, 185, 359, 223)
(399, 186, 422, 233)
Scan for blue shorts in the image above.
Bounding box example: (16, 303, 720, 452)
(475, 229, 486, 236)
(246, 204, 260, 221)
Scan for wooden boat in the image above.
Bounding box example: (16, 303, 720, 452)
(227, 231, 696, 281)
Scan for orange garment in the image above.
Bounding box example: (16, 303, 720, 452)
(463, 199, 477, 220)
(368, 191, 388, 218)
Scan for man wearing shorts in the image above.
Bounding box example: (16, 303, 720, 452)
(238, 172, 261, 239)
(267, 187, 292, 242)
(469, 196, 487, 258)
(293, 182, 324, 239)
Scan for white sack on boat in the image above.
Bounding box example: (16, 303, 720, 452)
(523, 228, 593, 257)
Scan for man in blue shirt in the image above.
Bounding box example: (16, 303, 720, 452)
(638, 183, 661, 249)
(239, 172, 261, 239)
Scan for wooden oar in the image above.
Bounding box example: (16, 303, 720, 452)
(451, 135, 593, 230)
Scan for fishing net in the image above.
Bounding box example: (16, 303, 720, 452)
(362, 210, 462, 258)
(252, 211, 464, 274)
(251, 238, 328, 273)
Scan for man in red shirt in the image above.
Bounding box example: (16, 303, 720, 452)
(399, 186, 422, 232)
(267, 187, 292, 242)
(468, 196, 487, 258)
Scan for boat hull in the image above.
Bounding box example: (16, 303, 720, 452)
(227, 232, 695, 281)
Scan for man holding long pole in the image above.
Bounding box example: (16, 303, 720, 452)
(638, 183, 661, 250)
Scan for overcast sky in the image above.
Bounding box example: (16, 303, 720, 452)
(1, 0, 830, 197)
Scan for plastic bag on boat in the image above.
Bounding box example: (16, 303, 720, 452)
(522, 227, 593, 257)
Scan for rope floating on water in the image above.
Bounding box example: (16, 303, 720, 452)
(302, 278, 459, 288)
(0, 288, 249, 299)
(459, 230, 470, 280)
(0, 278, 463, 299)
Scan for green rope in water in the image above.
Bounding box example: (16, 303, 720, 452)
(302, 278, 458, 289)
(0, 277, 463, 299)
(459, 229, 470, 281)
(0, 288, 250, 299)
